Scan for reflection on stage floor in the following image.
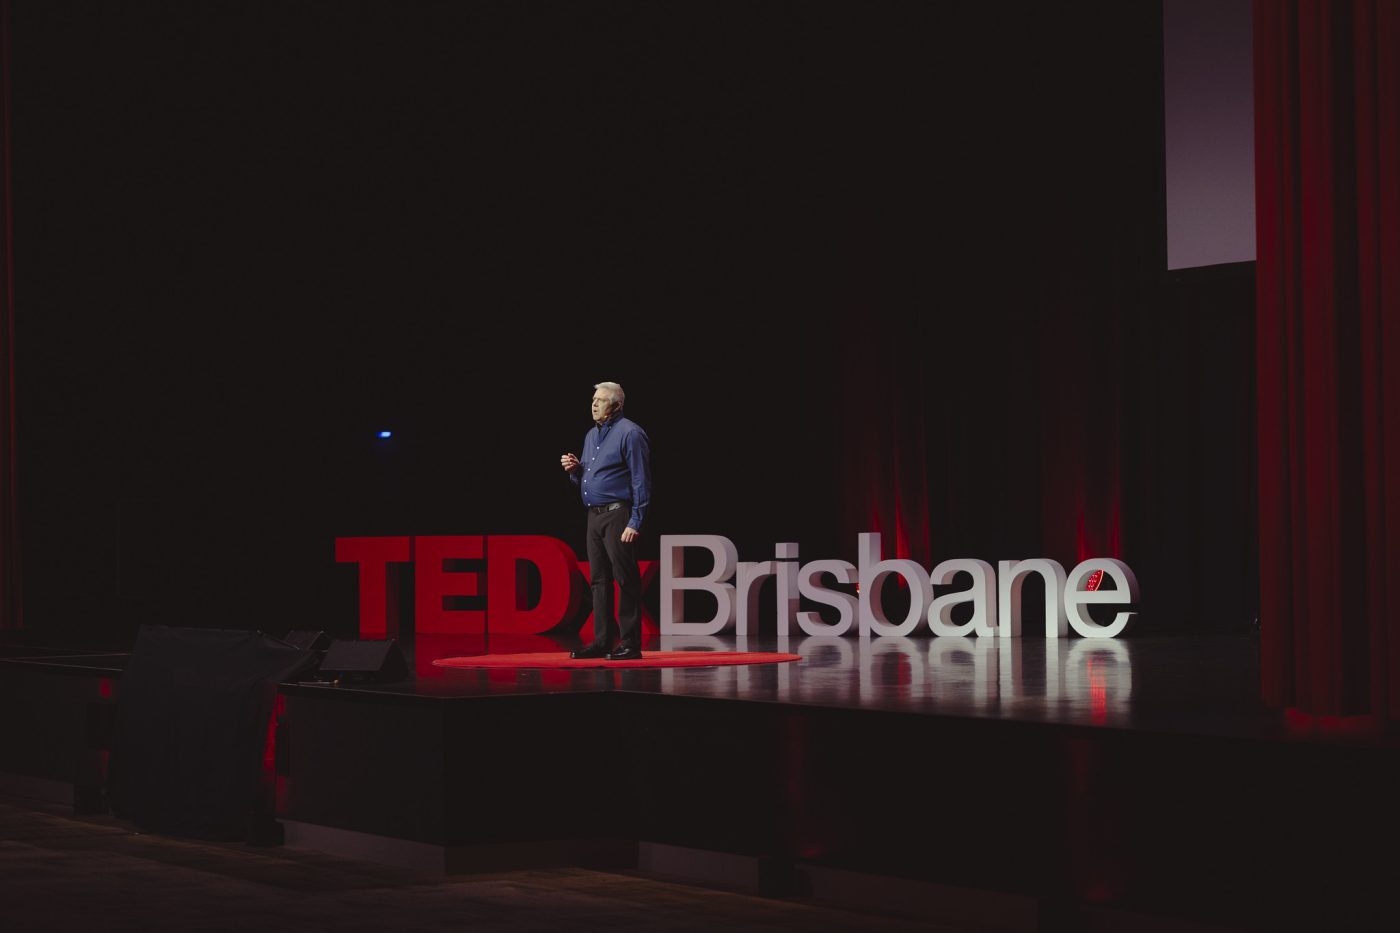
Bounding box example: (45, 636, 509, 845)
(3, 630, 1378, 747)
(374, 632, 1311, 744)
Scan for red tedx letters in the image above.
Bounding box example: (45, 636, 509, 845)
(336, 535, 654, 640)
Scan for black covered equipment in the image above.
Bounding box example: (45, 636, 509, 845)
(107, 625, 313, 839)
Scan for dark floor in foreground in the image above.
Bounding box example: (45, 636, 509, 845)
(0, 793, 963, 933)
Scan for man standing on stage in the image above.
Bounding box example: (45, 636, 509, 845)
(560, 381, 652, 660)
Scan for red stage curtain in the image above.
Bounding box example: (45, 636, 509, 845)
(0, 0, 18, 632)
(1254, 0, 1400, 716)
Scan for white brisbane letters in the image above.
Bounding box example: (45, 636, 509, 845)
(659, 533, 1139, 639)
(796, 558, 858, 636)
(857, 533, 933, 637)
(928, 558, 997, 637)
(997, 558, 1068, 638)
(1064, 558, 1140, 638)
(660, 534, 739, 635)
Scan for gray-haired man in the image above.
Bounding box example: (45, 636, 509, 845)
(560, 382, 652, 660)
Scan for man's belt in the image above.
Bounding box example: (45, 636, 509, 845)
(587, 501, 626, 514)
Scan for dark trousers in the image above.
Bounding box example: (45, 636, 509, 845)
(585, 504, 641, 647)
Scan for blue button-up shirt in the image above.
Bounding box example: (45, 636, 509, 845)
(571, 415, 651, 531)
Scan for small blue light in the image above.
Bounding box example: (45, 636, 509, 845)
(378, 430, 392, 439)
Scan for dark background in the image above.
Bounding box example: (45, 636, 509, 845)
(9, 0, 1257, 642)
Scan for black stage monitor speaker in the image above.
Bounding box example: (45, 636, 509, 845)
(283, 629, 331, 651)
(320, 638, 409, 684)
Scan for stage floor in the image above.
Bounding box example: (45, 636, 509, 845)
(4, 629, 1397, 930)
(3, 631, 1389, 748)
(321, 631, 1349, 746)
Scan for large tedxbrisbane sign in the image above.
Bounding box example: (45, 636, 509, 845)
(337, 533, 1139, 640)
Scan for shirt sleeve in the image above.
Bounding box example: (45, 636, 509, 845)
(623, 425, 652, 530)
(568, 431, 587, 488)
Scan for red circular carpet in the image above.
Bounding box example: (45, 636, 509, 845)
(432, 651, 801, 670)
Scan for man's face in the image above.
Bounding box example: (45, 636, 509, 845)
(591, 389, 618, 424)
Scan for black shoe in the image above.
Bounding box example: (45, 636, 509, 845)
(570, 642, 609, 660)
(606, 643, 642, 661)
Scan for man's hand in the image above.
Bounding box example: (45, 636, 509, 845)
(620, 527, 639, 544)
(561, 453, 580, 473)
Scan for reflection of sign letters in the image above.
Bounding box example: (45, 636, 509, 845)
(656, 634, 1135, 722)
(660, 533, 1140, 639)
